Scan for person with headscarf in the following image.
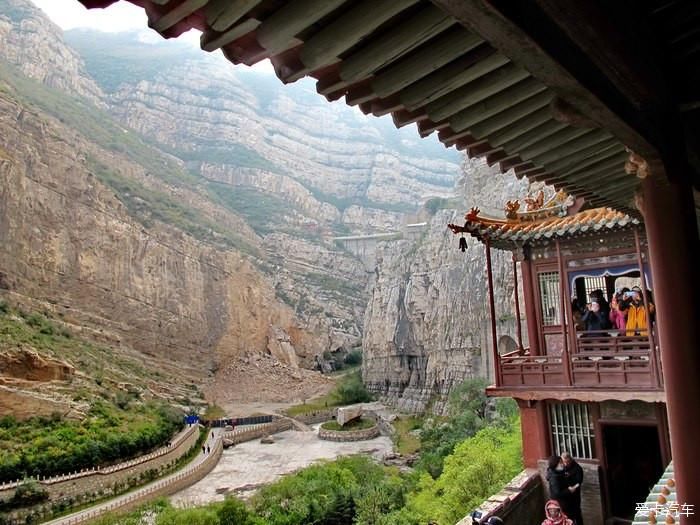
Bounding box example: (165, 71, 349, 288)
(541, 500, 573, 525)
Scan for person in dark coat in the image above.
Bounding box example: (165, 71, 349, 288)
(589, 290, 610, 323)
(562, 452, 584, 525)
(581, 300, 607, 332)
(546, 455, 568, 506)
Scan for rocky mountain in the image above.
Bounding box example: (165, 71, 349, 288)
(0, 0, 103, 105)
(362, 160, 538, 413)
(0, 0, 465, 405)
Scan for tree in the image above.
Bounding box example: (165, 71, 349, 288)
(332, 371, 372, 405)
(416, 377, 517, 478)
(406, 418, 522, 525)
(217, 497, 260, 525)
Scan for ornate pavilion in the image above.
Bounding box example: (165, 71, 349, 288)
(450, 192, 667, 522)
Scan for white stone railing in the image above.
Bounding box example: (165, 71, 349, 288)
(0, 424, 197, 492)
(43, 436, 223, 525)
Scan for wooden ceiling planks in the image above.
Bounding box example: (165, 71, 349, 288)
(205, 0, 262, 32)
(398, 47, 505, 111)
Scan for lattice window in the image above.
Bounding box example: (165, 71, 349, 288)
(549, 402, 595, 459)
(582, 276, 607, 300)
(538, 272, 561, 325)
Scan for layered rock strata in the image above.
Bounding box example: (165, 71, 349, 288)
(362, 160, 536, 413)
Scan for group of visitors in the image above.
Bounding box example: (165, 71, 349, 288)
(544, 452, 584, 525)
(573, 286, 654, 336)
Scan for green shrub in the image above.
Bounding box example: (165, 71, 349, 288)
(404, 417, 522, 525)
(416, 377, 507, 478)
(0, 401, 183, 483)
(0, 480, 49, 511)
(156, 506, 219, 525)
(343, 349, 362, 366)
(252, 456, 392, 525)
(217, 497, 261, 525)
(332, 371, 372, 405)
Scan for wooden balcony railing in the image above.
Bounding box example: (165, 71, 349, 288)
(498, 331, 663, 390)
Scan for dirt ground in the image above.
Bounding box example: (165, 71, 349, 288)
(204, 354, 336, 412)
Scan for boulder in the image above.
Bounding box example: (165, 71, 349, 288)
(337, 405, 363, 426)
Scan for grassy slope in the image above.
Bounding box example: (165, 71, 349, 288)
(0, 302, 198, 481)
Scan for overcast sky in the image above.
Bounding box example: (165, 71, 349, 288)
(30, 0, 275, 70)
(32, 0, 147, 32)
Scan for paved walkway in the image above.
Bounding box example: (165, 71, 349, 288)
(171, 424, 393, 506)
(43, 428, 222, 525)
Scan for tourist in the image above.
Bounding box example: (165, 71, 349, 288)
(561, 452, 583, 525)
(571, 297, 584, 330)
(546, 456, 568, 506)
(589, 289, 610, 321)
(609, 292, 627, 331)
(625, 286, 655, 336)
(581, 300, 607, 332)
(541, 500, 573, 525)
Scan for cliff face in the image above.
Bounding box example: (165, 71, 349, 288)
(0, 91, 309, 372)
(63, 27, 461, 362)
(0, 0, 104, 105)
(0, 0, 548, 413)
(362, 160, 535, 413)
(0, 0, 461, 402)
(101, 56, 459, 216)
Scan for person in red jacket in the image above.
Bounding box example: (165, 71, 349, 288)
(541, 500, 573, 525)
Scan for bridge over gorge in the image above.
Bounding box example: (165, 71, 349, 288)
(332, 222, 428, 269)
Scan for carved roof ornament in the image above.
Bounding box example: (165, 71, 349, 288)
(524, 190, 544, 211)
(624, 148, 650, 179)
(504, 200, 520, 219)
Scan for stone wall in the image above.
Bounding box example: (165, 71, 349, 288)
(538, 459, 604, 525)
(48, 421, 297, 524)
(318, 424, 380, 442)
(456, 469, 544, 525)
(223, 420, 294, 444)
(292, 409, 337, 425)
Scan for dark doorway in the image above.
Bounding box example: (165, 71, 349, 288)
(603, 424, 664, 520)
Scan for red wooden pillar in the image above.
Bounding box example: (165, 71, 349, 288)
(634, 228, 659, 387)
(521, 256, 541, 355)
(556, 240, 572, 386)
(517, 399, 550, 468)
(485, 239, 501, 386)
(512, 255, 524, 352)
(642, 174, 700, 517)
